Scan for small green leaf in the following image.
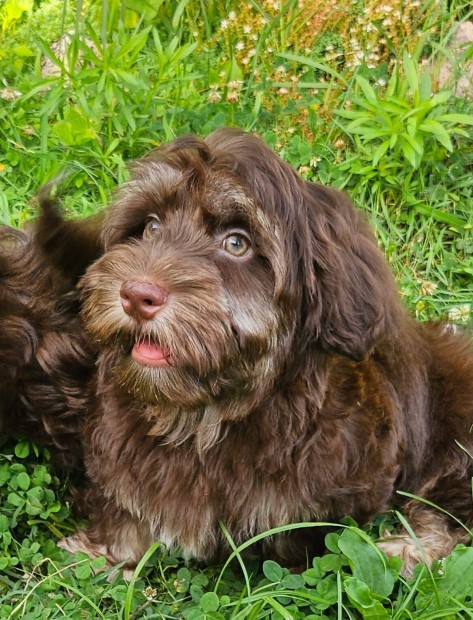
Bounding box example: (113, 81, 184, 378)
(389, 132, 398, 149)
(325, 532, 341, 553)
(418, 71, 432, 101)
(281, 573, 305, 589)
(75, 561, 92, 580)
(191, 573, 209, 587)
(263, 559, 284, 582)
(320, 553, 344, 572)
(199, 592, 219, 613)
(303, 567, 322, 586)
(13, 44, 35, 57)
(415, 203, 466, 227)
(356, 76, 378, 106)
(25, 500, 42, 516)
(435, 113, 473, 125)
(16, 472, 30, 491)
(402, 51, 419, 100)
(7, 492, 24, 508)
(0, 466, 10, 486)
(109, 584, 128, 602)
(171, 0, 192, 29)
(344, 577, 391, 618)
(419, 120, 453, 150)
(428, 91, 452, 108)
(372, 140, 390, 167)
(14, 441, 30, 459)
(0, 515, 9, 532)
(400, 139, 418, 168)
(177, 567, 192, 580)
(91, 555, 107, 570)
(190, 584, 203, 603)
(114, 69, 145, 90)
(403, 132, 424, 156)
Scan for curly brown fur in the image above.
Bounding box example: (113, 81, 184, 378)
(0, 197, 102, 469)
(59, 128, 473, 576)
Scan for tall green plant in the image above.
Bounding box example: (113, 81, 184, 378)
(335, 51, 473, 218)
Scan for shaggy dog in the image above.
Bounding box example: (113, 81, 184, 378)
(0, 199, 101, 469)
(42, 129, 473, 576)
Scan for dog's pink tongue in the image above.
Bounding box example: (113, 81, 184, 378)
(132, 342, 169, 367)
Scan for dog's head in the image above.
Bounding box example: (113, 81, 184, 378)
(81, 128, 402, 415)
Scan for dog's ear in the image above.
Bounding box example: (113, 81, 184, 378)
(302, 183, 403, 360)
(35, 192, 104, 287)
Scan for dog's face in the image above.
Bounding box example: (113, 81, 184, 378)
(81, 129, 400, 418)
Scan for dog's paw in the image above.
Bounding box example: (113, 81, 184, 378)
(378, 536, 434, 578)
(58, 531, 136, 581)
(58, 530, 109, 560)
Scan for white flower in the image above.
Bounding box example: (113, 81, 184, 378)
(208, 90, 222, 103)
(0, 87, 21, 101)
(448, 304, 471, 322)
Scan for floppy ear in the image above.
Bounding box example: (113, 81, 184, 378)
(303, 182, 403, 360)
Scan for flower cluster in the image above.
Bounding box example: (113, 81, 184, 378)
(202, 0, 443, 79)
(341, 0, 443, 69)
(197, 0, 444, 147)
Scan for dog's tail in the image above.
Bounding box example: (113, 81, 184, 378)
(35, 186, 104, 286)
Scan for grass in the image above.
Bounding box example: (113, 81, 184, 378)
(0, 0, 472, 617)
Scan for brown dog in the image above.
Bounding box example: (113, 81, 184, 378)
(0, 198, 101, 469)
(56, 128, 472, 576)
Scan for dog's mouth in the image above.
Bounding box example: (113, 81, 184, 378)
(131, 340, 171, 368)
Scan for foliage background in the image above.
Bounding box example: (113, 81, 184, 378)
(0, 0, 472, 617)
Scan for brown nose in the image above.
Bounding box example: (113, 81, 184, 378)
(120, 280, 168, 320)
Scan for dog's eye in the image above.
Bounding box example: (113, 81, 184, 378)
(222, 233, 250, 257)
(143, 216, 160, 239)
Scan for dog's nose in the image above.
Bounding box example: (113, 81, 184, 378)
(120, 280, 168, 320)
